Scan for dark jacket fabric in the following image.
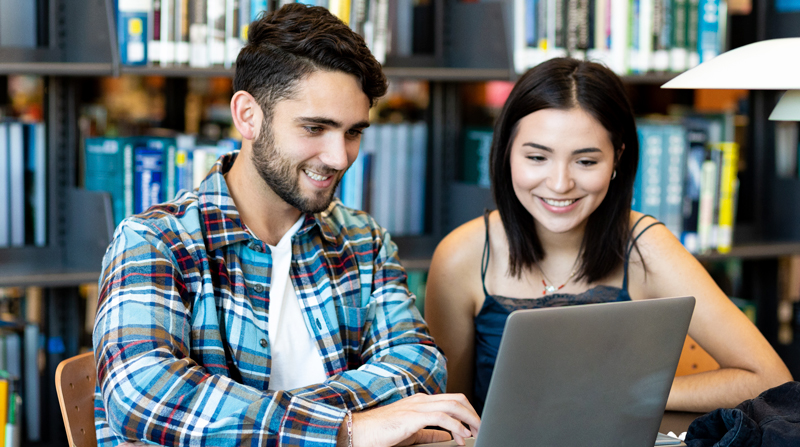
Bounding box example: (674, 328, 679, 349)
(685, 381, 800, 447)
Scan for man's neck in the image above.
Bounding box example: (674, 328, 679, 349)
(225, 150, 303, 246)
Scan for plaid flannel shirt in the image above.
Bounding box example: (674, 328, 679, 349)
(93, 151, 445, 446)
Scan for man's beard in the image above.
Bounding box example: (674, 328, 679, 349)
(250, 118, 342, 214)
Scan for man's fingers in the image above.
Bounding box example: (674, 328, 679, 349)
(398, 428, 453, 446)
(404, 397, 481, 434)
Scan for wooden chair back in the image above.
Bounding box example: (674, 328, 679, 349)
(55, 351, 98, 447)
(675, 335, 720, 376)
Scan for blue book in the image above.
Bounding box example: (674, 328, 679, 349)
(697, 0, 720, 63)
(134, 145, 165, 214)
(140, 137, 178, 202)
(660, 123, 687, 239)
(24, 123, 47, 246)
(637, 122, 663, 219)
(117, 0, 150, 65)
(7, 122, 25, 247)
(85, 137, 135, 226)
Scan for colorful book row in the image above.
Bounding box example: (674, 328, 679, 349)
(0, 121, 46, 249)
(84, 135, 240, 226)
(117, 0, 389, 67)
(633, 113, 739, 254)
(513, 0, 726, 75)
(339, 121, 427, 236)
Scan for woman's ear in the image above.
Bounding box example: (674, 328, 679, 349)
(230, 91, 261, 141)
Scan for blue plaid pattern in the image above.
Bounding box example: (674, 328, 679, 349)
(93, 151, 445, 446)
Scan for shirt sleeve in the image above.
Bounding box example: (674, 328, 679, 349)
(93, 220, 346, 447)
(292, 228, 448, 410)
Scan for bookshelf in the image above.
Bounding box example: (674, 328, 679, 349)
(2, 1, 800, 445)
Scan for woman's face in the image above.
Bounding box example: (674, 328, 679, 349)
(509, 107, 617, 237)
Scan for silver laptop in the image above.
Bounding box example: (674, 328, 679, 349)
(419, 296, 695, 447)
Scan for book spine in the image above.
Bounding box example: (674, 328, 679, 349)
(609, 0, 630, 73)
(208, 0, 226, 65)
(161, 0, 176, 64)
(23, 324, 41, 442)
(0, 124, 9, 247)
(715, 142, 738, 253)
(661, 124, 686, 239)
(149, 0, 163, 65)
(685, 0, 699, 67)
(638, 123, 663, 219)
(8, 122, 25, 247)
(697, 0, 720, 63)
(393, 123, 410, 235)
(189, 0, 209, 67)
(134, 145, 165, 214)
(669, 0, 687, 71)
(408, 122, 427, 235)
(118, 0, 152, 65)
(175, 0, 191, 64)
(680, 121, 708, 253)
(225, 0, 242, 67)
(697, 158, 717, 253)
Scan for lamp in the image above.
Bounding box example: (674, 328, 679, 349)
(661, 38, 800, 121)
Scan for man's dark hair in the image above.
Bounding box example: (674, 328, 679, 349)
(234, 4, 388, 115)
(490, 57, 640, 283)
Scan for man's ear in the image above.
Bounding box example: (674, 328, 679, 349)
(231, 91, 261, 141)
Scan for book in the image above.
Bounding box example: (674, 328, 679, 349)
(685, 0, 700, 68)
(661, 123, 687, 238)
(84, 137, 135, 227)
(23, 323, 41, 442)
(134, 144, 166, 214)
(7, 122, 25, 247)
(461, 127, 494, 187)
(225, 0, 242, 67)
(189, 0, 210, 67)
(408, 122, 427, 235)
(118, 0, 151, 65)
(25, 123, 46, 247)
(681, 116, 711, 253)
(148, 0, 163, 64)
(0, 371, 7, 446)
(715, 142, 738, 253)
(637, 122, 663, 219)
(393, 123, 410, 234)
(669, 0, 687, 71)
(160, 0, 176, 64)
(208, 0, 227, 65)
(697, 0, 720, 63)
(0, 123, 8, 247)
(175, 0, 191, 64)
(697, 158, 717, 253)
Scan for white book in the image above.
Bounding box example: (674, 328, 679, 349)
(190, 0, 210, 67)
(609, 0, 629, 74)
(8, 122, 25, 247)
(225, 0, 243, 67)
(0, 123, 9, 247)
(161, 0, 176, 64)
(208, 0, 227, 65)
(370, 0, 389, 65)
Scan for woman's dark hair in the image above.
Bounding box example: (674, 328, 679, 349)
(490, 57, 639, 282)
(233, 4, 388, 116)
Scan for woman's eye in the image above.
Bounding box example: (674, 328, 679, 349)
(527, 155, 546, 162)
(578, 159, 598, 166)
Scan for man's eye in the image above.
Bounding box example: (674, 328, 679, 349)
(304, 126, 323, 134)
(347, 129, 363, 138)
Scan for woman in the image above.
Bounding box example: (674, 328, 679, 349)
(425, 57, 791, 414)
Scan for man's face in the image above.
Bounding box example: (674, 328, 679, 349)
(251, 70, 371, 214)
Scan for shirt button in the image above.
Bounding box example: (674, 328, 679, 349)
(260, 338, 267, 348)
(254, 284, 264, 293)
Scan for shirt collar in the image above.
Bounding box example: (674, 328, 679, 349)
(198, 151, 339, 251)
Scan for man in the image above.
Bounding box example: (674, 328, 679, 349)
(93, 4, 479, 447)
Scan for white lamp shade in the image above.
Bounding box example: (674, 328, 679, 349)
(769, 90, 800, 121)
(661, 38, 800, 90)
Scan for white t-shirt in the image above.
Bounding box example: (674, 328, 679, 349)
(267, 217, 327, 391)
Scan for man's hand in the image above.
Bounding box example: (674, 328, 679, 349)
(338, 393, 481, 447)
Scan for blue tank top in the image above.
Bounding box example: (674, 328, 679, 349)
(472, 213, 662, 414)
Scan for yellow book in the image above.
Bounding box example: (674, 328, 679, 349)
(715, 142, 739, 254)
(0, 372, 8, 445)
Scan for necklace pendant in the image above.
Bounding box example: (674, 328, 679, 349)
(544, 285, 556, 294)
